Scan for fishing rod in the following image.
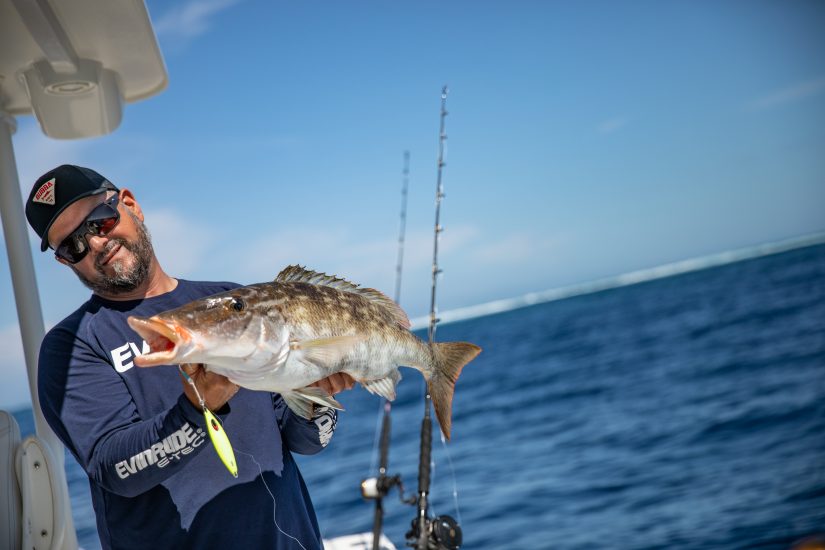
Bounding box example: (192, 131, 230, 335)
(405, 86, 462, 550)
(395, 151, 410, 307)
(361, 152, 413, 550)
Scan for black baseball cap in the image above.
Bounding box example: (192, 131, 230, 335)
(25, 165, 119, 251)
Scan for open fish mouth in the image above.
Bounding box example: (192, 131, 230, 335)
(127, 316, 192, 367)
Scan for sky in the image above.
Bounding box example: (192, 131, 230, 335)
(1, 0, 824, 410)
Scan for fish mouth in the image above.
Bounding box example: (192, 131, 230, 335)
(127, 316, 192, 367)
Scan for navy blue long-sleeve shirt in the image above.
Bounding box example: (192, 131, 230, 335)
(38, 279, 336, 549)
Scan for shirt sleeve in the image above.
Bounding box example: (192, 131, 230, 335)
(38, 325, 212, 498)
(272, 394, 337, 455)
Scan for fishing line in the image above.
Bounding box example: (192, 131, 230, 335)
(419, 411, 463, 529)
(429, 452, 437, 517)
(368, 399, 384, 476)
(438, 431, 463, 525)
(235, 447, 309, 550)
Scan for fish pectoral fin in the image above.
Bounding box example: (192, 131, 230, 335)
(361, 370, 401, 401)
(294, 386, 344, 410)
(282, 392, 315, 420)
(282, 387, 345, 420)
(290, 335, 364, 369)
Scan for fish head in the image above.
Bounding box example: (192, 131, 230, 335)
(127, 286, 288, 369)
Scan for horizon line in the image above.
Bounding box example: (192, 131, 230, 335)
(410, 231, 825, 330)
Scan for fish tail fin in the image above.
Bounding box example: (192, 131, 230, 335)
(428, 342, 482, 440)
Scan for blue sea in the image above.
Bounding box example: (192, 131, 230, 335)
(13, 242, 825, 549)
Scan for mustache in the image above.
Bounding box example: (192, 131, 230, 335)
(93, 238, 130, 270)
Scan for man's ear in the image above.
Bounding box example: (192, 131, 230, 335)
(119, 188, 144, 222)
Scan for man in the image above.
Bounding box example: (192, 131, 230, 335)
(25, 164, 353, 549)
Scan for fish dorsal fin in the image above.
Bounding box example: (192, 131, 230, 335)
(276, 265, 362, 291)
(275, 265, 411, 329)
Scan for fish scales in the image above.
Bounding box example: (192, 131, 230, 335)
(127, 266, 481, 438)
(280, 284, 400, 335)
(280, 283, 420, 381)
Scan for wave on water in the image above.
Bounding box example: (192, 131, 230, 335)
(411, 232, 825, 329)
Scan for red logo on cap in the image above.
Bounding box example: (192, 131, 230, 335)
(33, 178, 56, 206)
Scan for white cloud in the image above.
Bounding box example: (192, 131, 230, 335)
(469, 231, 558, 264)
(153, 0, 243, 43)
(0, 324, 33, 412)
(144, 207, 218, 278)
(226, 226, 407, 290)
(597, 115, 630, 135)
(745, 76, 825, 111)
(215, 224, 480, 299)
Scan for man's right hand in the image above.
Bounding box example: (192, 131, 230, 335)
(179, 363, 240, 411)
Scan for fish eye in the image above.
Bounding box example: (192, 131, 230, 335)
(231, 298, 245, 312)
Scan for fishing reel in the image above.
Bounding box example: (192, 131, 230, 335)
(361, 474, 401, 500)
(361, 473, 416, 504)
(405, 514, 462, 550)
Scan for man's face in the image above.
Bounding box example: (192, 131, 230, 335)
(47, 191, 155, 296)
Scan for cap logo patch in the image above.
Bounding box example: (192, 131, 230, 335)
(33, 178, 56, 205)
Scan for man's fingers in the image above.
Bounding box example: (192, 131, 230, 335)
(312, 378, 333, 394)
(339, 372, 356, 390)
(330, 372, 356, 392)
(313, 372, 356, 395)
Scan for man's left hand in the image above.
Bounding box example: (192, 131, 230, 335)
(311, 372, 356, 395)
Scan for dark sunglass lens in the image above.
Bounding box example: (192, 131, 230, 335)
(86, 203, 120, 236)
(56, 236, 88, 263)
(89, 214, 119, 236)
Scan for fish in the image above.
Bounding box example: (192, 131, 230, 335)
(127, 265, 481, 439)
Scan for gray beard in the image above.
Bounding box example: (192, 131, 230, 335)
(72, 210, 154, 296)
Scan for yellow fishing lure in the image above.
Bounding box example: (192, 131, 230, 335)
(203, 407, 238, 478)
(179, 366, 238, 477)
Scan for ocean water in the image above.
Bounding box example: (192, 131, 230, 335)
(12, 243, 825, 549)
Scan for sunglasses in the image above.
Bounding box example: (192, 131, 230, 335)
(54, 195, 121, 263)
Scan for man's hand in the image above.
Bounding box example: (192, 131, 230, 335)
(311, 372, 356, 396)
(180, 363, 240, 411)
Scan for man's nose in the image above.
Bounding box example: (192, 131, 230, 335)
(86, 233, 110, 252)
